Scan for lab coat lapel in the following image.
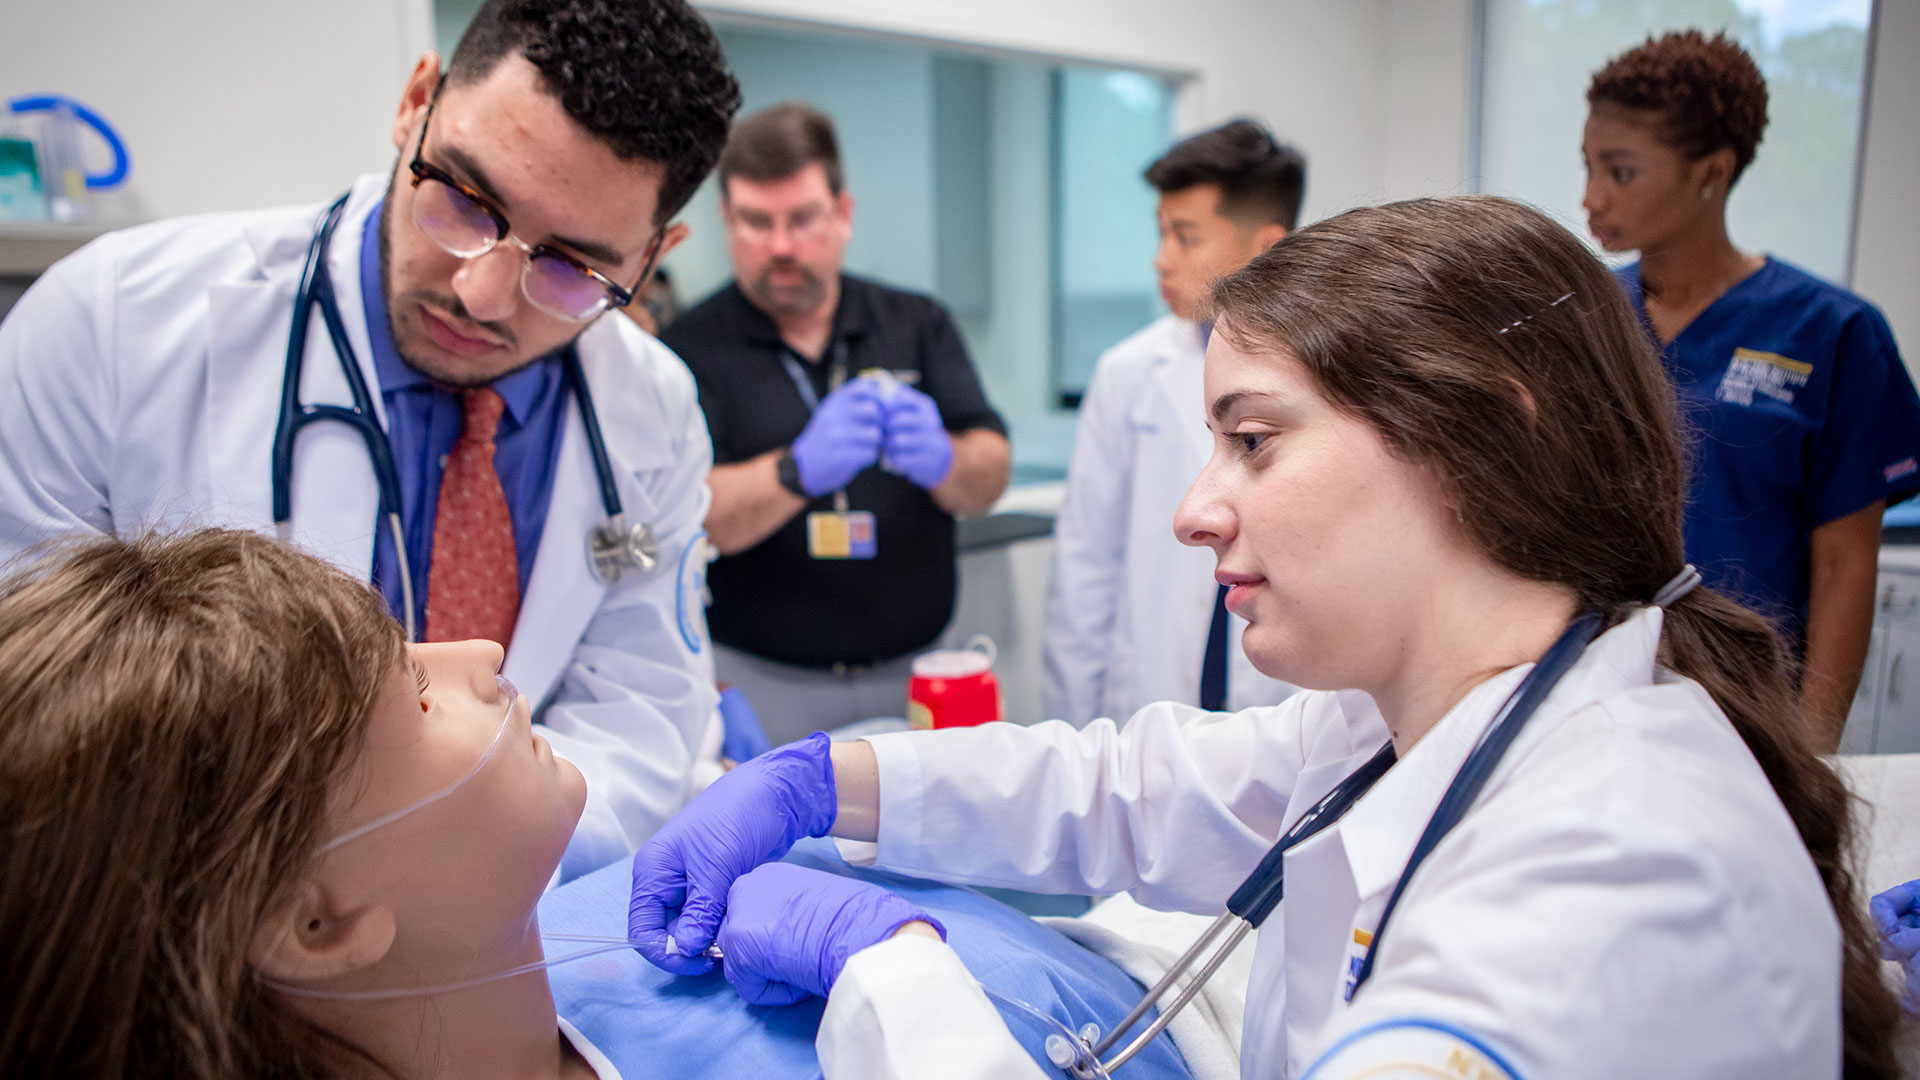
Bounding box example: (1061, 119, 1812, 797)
(204, 279, 296, 531)
(1263, 740, 1387, 1077)
(1336, 608, 1665, 909)
(503, 391, 606, 708)
(1144, 321, 1212, 467)
(204, 178, 390, 581)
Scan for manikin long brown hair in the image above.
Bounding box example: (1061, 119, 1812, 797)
(0, 530, 405, 1078)
(1210, 194, 1899, 1078)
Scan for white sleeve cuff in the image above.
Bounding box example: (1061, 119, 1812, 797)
(819, 934, 1048, 1080)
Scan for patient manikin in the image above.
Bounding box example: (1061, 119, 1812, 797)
(0, 530, 1194, 1080)
(265, 646, 1194, 1080)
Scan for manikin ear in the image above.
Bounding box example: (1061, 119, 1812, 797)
(391, 52, 443, 152)
(249, 879, 397, 985)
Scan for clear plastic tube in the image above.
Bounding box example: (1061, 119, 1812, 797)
(321, 675, 518, 852)
(265, 927, 1110, 1075)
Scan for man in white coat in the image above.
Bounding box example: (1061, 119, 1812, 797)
(1044, 120, 1306, 725)
(0, 0, 742, 883)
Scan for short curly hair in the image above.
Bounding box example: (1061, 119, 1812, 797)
(447, 0, 742, 224)
(1588, 29, 1769, 184)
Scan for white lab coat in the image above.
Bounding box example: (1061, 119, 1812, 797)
(821, 607, 1842, 1078)
(0, 176, 722, 882)
(1044, 314, 1293, 726)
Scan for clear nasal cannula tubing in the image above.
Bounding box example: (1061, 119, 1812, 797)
(269, 931, 1103, 1075)
(267, 927, 1108, 1076)
(273, 669, 1113, 1075)
(321, 674, 519, 852)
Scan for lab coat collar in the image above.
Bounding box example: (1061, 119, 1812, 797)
(1335, 606, 1666, 903)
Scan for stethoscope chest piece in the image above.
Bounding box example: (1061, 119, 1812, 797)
(589, 514, 659, 584)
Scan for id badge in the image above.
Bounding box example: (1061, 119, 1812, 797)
(807, 511, 877, 559)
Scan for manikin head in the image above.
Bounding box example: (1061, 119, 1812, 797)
(0, 530, 585, 1078)
(1144, 119, 1304, 322)
(716, 101, 855, 322)
(379, 0, 740, 387)
(1580, 30, 1769, 255)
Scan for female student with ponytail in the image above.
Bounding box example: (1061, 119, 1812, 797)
(630, 194, 1901, 1078)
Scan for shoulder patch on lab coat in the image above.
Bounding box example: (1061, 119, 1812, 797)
(1303, 1018, 1521, 1080)
(675, 532, 711, 653)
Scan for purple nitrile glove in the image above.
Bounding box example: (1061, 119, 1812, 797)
(880, 385, 954, 491)
(791, 379, 885, 496)
(1870, 879, 1920, 1017)
(717, 862, 946, 1006)
(718, 686, 773, 763)
(1870, 880, 1920, 961)
(628, 733, 837, 975)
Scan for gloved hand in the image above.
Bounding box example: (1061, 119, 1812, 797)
(1870, 879, 1920, 1015)
(1871, 880, 1920, 960)
(717, 686, 773, 763)
(879, 385, 954, 490)
(629, 732, 837, 974)
(790, 380, 885, 496)
(717, 862, 945, 1006)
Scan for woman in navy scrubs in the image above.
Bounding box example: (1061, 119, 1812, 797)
(1581, 29, 1920, 751)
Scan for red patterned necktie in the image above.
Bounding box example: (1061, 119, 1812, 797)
(425, 387, 520, 646)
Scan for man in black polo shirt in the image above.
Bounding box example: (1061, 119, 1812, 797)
(662, 101, 1010, 743)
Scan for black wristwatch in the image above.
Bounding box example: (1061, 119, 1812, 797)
(775, 446, 808, 497)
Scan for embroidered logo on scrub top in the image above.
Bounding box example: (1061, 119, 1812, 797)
(1716, 348, 1812, 408)
(1301, 1018, 1522, 1080)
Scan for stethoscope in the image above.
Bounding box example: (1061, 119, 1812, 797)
(1063, 610, 1607, 1078)
(272, 193, 658, 642)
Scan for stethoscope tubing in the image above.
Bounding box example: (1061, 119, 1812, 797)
(273, 192, 638, 641)
(1073, 611, 1604, 1078)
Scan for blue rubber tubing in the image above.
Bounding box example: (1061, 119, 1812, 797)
(9, 94, 130, 189)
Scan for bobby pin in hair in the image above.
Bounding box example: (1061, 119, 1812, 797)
(1496, 291, 1576, 336)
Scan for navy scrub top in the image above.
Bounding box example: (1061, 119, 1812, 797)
(1618, 257, 1920, 646)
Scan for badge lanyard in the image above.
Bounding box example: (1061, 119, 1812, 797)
(781, 343, 876, 560)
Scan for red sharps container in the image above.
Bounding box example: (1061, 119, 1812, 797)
(907, 636, 1003, 729)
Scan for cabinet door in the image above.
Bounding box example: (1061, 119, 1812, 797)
(1873, 572, 1920, 754)
(1839, 622, 1885, 754)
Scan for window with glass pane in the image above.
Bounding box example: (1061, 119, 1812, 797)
(1053, 69, 1175, 407)
(1477, 0, 1874, 283)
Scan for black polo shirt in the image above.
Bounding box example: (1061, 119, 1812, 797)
(662, 274, 1007, 668)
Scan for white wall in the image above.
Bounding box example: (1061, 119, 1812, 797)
(667, 27, 942, 305)
(1851, 0, 1920, 372)
(697, 0, 1479, 225)
(0, 0, 432, 222)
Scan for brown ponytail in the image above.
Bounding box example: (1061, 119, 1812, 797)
(1659, 588, 1902, 1079)
(1211, 194, 1899, 1077)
